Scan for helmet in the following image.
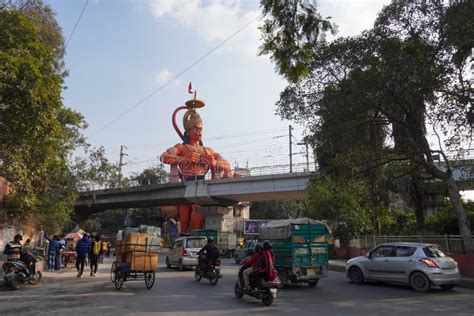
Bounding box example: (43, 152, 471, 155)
(263, 240, 272, 250)
(14, 234, 23, 241)
(254, 243, 263, 252)
(207, 237, 215, 243)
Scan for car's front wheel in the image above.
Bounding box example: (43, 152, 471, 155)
(348, 266, 364, 284)
(410, 272, 431, 292)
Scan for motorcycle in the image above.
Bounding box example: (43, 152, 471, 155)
(194, 254, 222, 286)
(2, 250, 43, 290)
(234, 265, 279, 306)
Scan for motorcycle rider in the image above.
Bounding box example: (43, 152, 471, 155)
(3, 234, 23, 261)
(249, 240, 277, 287)
(241, 243, 263, 289)
(197, 237, 219, 273)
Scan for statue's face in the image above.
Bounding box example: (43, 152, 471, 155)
(188, 123, 202, 143)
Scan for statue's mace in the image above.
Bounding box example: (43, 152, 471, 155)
(172, 82, 205, 140)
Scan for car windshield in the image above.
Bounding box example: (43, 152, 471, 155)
(186, 238, 207, 248)
(423, 245, 446, 258)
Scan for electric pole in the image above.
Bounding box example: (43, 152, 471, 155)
(118, 145, 128, 186)
(289, 125, 293, 173)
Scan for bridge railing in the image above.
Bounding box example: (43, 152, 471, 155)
(167, 162, 317, 183)
(346, 234, 472, 254)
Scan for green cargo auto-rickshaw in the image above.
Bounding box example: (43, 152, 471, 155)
(259, 218, 330, 287)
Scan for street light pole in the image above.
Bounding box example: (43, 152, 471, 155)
(289, 125, 293, 173)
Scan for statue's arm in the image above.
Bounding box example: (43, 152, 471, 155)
(161, 145, 183, 165)
(214, 152, 231, 172)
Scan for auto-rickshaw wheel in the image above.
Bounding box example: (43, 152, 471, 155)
(110, 261, 118, 282)
(145, 271, 155, 289)
(308, 279, 319, 287)
(114, 267, 124, 290)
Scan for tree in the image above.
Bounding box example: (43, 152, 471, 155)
(71, 146, 122, 192)
(0, 10, 84, 227)
(250, 200, 305, 220)
(132, 165, 169, 186)
(261, 1, 474, 253)
(304, 176, 373, 241)
(1, 0, 67, 76)
(259, 0, 335, 83)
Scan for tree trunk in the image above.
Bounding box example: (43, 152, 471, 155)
(411, 180, 425, 232)
(444, 176, 474, 254)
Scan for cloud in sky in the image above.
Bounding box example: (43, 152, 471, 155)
(154, 69, 172, 84)
(145, 0, 391, 58)
(319, 0, 391, 38)
(147, 0, 262, 58)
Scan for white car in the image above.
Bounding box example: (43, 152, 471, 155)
(346, 242, 460, 292)
(166, 236, 207, 271)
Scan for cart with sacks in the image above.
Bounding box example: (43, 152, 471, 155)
(111, 226, 160, 290)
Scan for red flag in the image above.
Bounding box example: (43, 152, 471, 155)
(188, 82, 193, 94)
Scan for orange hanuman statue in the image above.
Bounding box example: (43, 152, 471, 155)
(160, 85, 233, 233)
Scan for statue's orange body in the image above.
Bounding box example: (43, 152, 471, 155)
(160, 92, 232, 233)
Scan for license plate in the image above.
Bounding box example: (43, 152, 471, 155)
(306, 268, 316, 276)
(270, 288, 277, 298)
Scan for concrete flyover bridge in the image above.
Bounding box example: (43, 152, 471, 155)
(74, 171, 313, 217)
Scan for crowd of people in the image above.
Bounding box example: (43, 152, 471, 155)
(3, 231, 112, 278)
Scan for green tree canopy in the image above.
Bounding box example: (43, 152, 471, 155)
(261, 0, 474, 252)
(0, 9, 85, 230)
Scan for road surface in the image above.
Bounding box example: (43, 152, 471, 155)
(0, 256, 473, 315)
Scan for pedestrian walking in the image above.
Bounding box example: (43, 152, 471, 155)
(44, 232, 60, 272)
(106, 241, 112, 258)
(100, 239, 108, 263)
(90, 235, 101, 277)
(75, 233, 91, 278)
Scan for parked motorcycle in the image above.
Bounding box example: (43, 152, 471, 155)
(234, 266, 279, 306)
(2, 250, 43, 290)
(194, 254, 222, 285)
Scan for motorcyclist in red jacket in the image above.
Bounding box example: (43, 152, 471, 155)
(241, 243, 262, 289)
(250, 240, 277, 284)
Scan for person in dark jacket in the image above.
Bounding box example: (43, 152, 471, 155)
(197, 237, 219, 273)
(3, 234, 23, 261)
(250, 240, 277, 284)
(75, 234, 91, 278)
(44, 232, 61, 272)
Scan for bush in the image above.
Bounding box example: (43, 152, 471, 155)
(425, 202, 474, 234)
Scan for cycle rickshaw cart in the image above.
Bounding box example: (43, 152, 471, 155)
(111, 231, 159, 290)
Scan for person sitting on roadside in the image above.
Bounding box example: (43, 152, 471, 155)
(241, 243, 263, 289)
(197, 237, 219, 273)
(75, 234, 91, 278)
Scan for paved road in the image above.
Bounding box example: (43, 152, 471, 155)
(0, 257, 473, 316)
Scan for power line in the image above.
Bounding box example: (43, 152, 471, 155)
(107, 128, 287, 152)
(86, 13, 263, 139)
(65, 0, 89, 49)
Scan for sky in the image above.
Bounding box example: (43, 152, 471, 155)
(45, 0, 392, 177)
